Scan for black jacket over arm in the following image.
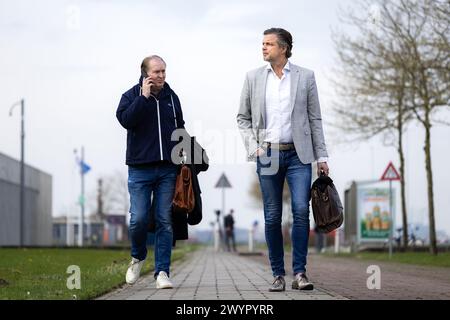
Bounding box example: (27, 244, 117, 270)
(148, 136, 209, 246)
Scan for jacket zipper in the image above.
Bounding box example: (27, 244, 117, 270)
(150, 94, 178, 162)
(156, 99, 164, 161)
(171, 95, 178, 128)
(149, 95, 164, 161)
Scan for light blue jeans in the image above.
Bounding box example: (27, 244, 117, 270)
(128, 163, 177, 278)
(257, 148, 312, 277)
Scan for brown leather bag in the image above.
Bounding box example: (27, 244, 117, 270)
(172, 164, 195, 214)
(311, 174, 344, 233)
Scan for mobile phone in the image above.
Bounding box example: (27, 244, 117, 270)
(141, 71, 154, 85)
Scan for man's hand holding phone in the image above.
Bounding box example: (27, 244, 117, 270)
(141, 77, 154, 98)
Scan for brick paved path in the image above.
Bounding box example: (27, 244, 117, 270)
(310, 254, 450, 300)
(249, 251, 450, 300)
(97, 247, 346, 300)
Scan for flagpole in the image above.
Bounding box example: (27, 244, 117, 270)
(79, 146, 85, 247)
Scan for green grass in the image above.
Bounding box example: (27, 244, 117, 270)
(327, 251, 450, 268)
(0, 244, 200, 300)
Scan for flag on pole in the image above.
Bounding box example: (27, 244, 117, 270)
(74, 149, 91, 175)
(80, 160, 91, 175)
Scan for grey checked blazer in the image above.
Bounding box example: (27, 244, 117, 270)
(236, 63, 328, 164)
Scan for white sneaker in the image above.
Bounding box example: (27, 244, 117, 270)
(125, 258, 145, 285)
(156, 271, 173, 289)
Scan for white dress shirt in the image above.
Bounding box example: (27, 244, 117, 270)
(264, 61, 328, 163)
(265, 62, 293, 144)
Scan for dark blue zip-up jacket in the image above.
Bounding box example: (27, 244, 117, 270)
(116, 76, 185, 166)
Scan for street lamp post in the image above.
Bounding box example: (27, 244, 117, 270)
(9, 99, 25, 247)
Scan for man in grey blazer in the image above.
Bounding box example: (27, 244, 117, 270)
(237, 28, 329, 292)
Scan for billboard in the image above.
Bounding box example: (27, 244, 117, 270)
(357, 188, 395, 242)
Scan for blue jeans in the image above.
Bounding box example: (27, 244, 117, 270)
(257, 148, 312, 277)
(128, 163, 177, 278)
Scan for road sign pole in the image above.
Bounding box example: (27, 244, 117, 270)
(221, 187, 225, 250)
(381, 161, 400, 259)
(222, 187, 225, 225)
(215, 173, 232, 252)
(214, 223, 220, 252)
(389, 180, 393, 259)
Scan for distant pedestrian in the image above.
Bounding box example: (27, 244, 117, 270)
(224, 209, 237, 252)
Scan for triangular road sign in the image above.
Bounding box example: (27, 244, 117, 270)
(215, 173, 232, 188)
(381, 162, 401, 181)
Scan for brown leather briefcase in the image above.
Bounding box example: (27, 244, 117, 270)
(311, 174, 344, 233)
(172, 164, 195, 214)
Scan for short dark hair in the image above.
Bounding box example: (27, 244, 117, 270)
(263, 28, 293, 58)
(140, 55, 166, 75)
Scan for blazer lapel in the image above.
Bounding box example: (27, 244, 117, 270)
(259, 68, 269, 128)
(290, 65, 300, 114)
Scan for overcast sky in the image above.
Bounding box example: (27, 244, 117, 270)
(1, 0, 449, 237)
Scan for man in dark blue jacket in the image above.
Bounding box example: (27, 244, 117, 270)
(116, 55, 184, 289)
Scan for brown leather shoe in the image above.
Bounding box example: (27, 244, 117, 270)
(292, 273, 314, 290)
(269, 276, 286, 292)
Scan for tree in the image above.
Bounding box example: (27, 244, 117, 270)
(332, 1, 415, 250)
(379, 0, 449, 255)
(332, 0, 449, 254)
(87, 170, 129, 218)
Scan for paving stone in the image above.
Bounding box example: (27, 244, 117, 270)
(97, 247, 342, 300)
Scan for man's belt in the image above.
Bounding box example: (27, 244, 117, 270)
(262, 142, 295, 151)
